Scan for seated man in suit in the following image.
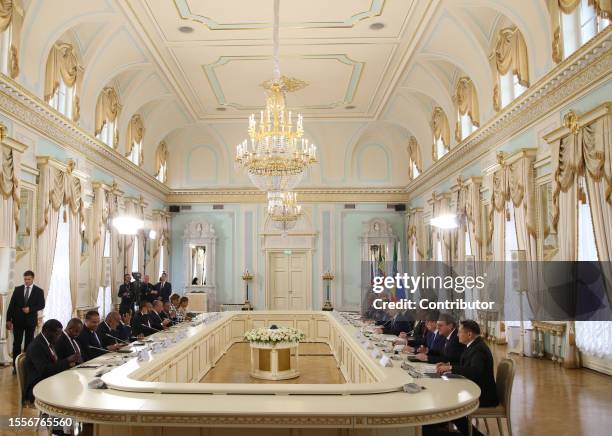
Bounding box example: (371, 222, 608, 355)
(132, 302, 158, 336)
(55, 318, 83, 362)
(402, 311, 444, 353)
(149, 300, 171, 331)
(160, 301, 173, 322)
(155, 272, 173, 303)
(435, 320, 498, 436)
(118, 274, 134, 314)
(23, 319, 79, 403)
(414, 313, 465, 365)
(77, 310, 123, 361)
(374, 309, 413, 336)
(116, 310, 134, 342)
(97, 311, 127, 348)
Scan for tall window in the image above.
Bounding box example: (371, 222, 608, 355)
(493, 27, 529, 111)
(126, 114, 145, 166)
(455, 77, 480, 141)
(407, 136, 421, 179)
(155, 141, 168, 183)
(458, 112, 477, 140)
(435, 136, 447, 160)
(45, 42, 81, 120)
(96, 228, 112, 317)
(128, 140, 142, 166)
(561, 0, 609, 58)
(44, 206, 72, 327)
(431, 107, 450, 160)
(0, 22, 12, 75)
(159, 243, 165, 278)
(95, 87, 120, 148)
(48, 79, 75, 119)
(499, 71, 527, 108)
(131, 235, 139, 275)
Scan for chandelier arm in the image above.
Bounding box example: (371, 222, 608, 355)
(272, 0, 281, 81)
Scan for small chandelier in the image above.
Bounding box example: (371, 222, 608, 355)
(267, 191, 302, 232)
(235, 0, 317, 192)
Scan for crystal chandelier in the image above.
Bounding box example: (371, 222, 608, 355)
(267, 191, 302, 232)
(235, 0, 317, 192)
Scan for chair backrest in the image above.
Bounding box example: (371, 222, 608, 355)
(15, 353, 26, 404)
(496, 358, 515, 411)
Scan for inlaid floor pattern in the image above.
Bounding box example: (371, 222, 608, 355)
(199, 342, 346, 384)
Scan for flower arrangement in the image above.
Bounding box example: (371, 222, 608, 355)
(244, 326, 305, 344)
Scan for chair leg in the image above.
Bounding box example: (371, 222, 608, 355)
(506, 415, 513, 436)
(484, 418, 490, 434)
(497, 417, 504, 436)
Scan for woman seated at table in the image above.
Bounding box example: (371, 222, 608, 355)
(176, 296, 190, 322)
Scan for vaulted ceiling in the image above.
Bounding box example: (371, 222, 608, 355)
(16, 0, 554, 189)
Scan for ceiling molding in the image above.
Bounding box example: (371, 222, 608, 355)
(167, 187, 409, 204)
(0, 74, 169, 202)
(404, 27, 612, 202)
(174, 0, 385, 30)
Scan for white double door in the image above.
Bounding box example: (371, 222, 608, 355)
(268, 251, 310, 310)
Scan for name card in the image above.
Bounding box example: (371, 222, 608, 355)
(379, 355, 392, 367)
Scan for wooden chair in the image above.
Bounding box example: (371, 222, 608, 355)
(15, 353, 27, 418)
(469, 358, 515, 436)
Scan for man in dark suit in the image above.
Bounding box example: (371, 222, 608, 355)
(97, 311, 126, 348)
(436, 320, 498, 436)
(132, 302, 158, 336)
(77, 310, 122, 361)
(118, 274, 134, 314)
(116, 310, 134, 342)
(6, 270, 46, 371)
(141, 274, 158, 303)
(374, 309, 413, 336)
(150, 300, 171, 331)
(415, 313, 465, 365)
(154, 272, 172, 303)
(55, 318, 83, 362)
(23, 319, 78, 403)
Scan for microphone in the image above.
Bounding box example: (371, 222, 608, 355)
(105, 333, 130, 344)
(88, 345, 111, 354)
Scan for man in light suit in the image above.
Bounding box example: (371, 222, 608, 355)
(6, 270, 46, 372)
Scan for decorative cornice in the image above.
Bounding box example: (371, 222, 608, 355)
(543, 101, 611, 143)
(405, 27, 612, 201)
(167, 187, 410, 204)
(0, 74, 169, 202)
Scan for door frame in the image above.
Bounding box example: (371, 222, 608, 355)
(264, 249, 312, 310)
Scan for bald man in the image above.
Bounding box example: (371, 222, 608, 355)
(97, 311, 126, 349)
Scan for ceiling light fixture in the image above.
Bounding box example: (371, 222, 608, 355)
(430, 214, 459, 229)
(369, 22, 385, 30)
(178, 26, 194, 33)
(235, 0, 317, 193)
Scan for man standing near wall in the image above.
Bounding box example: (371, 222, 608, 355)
(5, 271, 45, 373)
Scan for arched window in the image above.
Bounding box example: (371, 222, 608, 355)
(155, 141, 168, 183)
(492, 27, 529, 111)
(0, 0, 22, 78)
(454, 77, 480, 141)
(44, 42, 82, 121)
(555, 0, 610, 60)
(430, 107, 450, 160)
(95, 86, 121, 148)
(406, 136, 422, 180)
(125, 114, 145, 165)
(44, 205, 72, 327)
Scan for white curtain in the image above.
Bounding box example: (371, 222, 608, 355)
(44, 205, 71, 327)
(89, 186, 107, 305)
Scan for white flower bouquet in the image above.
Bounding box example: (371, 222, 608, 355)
(244, 326, 305, 344)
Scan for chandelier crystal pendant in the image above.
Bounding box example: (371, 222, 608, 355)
(235, 0, 317, 192)
(267, 191, 302, 233)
